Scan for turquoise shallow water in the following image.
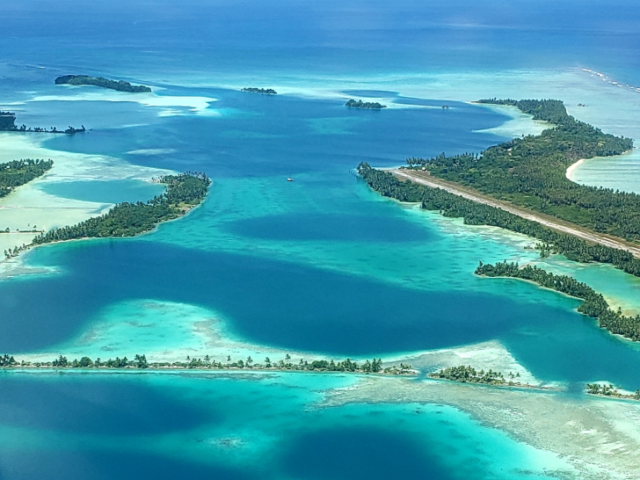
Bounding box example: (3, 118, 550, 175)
(3, 0, 640, 477)
(38, 180, 165, 204)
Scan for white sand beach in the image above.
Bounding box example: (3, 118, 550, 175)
(0, 132, 173, 271)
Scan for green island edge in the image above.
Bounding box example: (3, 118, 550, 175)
(2, 97, 639, 398)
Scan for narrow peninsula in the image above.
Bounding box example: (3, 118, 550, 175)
(475, 261, 640, 342)
(0, 159, 53, 198)
(5, 172, 210, 258)
(345, 99, 386, 109)
(358, 99, 640, 279)
(241, 87, 277, 95)
(0, 353, 413, 375)
(55, 75, 152, 93)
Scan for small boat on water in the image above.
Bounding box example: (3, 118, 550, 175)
(287, 177, 293, 182)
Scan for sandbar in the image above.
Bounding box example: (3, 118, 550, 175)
(321, 376, 640, 480)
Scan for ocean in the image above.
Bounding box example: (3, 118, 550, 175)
(1, 0, 640, 478)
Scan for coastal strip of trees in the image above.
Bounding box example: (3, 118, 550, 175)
(429, 365, 515, 385)
(55, 75, 152, 93)
(0, 353, 413, 375)
(345, 99, 386, 109)
(0, 159, 53, 198)
(405, 99, 640, 242)
(29, 172, 210, 245)
(357, 163, 640, 278)
(586, 382, 640, 400)
(430, 362, 640, 399)
(476, 261, 640, 342)
(241, 87, 277, 95)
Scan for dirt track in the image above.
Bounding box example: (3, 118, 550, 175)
(390, 168, 640, 259)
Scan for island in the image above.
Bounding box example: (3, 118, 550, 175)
(0, 352, 413, 375)
(586, 383, 640, 400)
(241, 87, 277, 95)
(4, 172, 210, 259)
(357, 99, 640, 280)
(345, 99, 386, 109)
(55, 75, 152, 93)
(0, 111, 85, 134)
(428, 365, 533, 387)
(0, 159, 53, 198)
(475, 261, 640, 341)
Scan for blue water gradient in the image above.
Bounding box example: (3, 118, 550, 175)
(2, 0, 640, 477)
(0, 372, 564, 480)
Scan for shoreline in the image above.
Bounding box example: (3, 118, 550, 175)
(0, 365, 416, 377)
(391, 168, 640, 258)
(565, 158, 585, 180)
(0, 132, 174, 275)
(1, 189, 207, 267)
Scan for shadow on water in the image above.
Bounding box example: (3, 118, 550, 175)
(0, 374, 214, 435)
(1, 241, 568, 356)
(0, 450, 256, 480)
(279, 426, 453, 480)
(226, 213, 434, 243)
(4, 240, 640, 388)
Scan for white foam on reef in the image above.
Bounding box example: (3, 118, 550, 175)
(126, 148, 177, 156)
(21, 299, 329, 364)
(472, 103, 550, 139)
(0, 133, 173, 276)
(19, 298, 542, 386)
(29, 88, 218, 117)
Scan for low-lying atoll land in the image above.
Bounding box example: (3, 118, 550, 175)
(55, 75, 152, 93)
(241, 87, 277, 94)
(358, 98, 640, 347)
(0, 352, 413, 375)
(5, 171, 210, 259)
(345, 99, 386, 109)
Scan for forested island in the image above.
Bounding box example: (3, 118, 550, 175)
(345, 99, 386, 109)
(241, 87, 277, 95)
(4, 172, 210, 259)
(357, 163, 640, 278)
(406, 99, 639, 241)
(55, 75, 152, 93)
(476, 261, 640, 342)
(0, 353, 413, 375)
(0, 159, 53, 198)
(0, 111, 85, 134)
(429, 365, 525, 386)
(586, 382, 640, 400)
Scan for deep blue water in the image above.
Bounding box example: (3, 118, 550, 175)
(42, 94, 504, 177)
(280, 427, 450, 480)
(3, 0, 640, 478)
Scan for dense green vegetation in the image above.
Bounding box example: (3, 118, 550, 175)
(1, 353, 412, 374)
(429, 365, 508, 384)
(0, 159, 53, 198)
(241, 87, 277, 94)
(406, 99, 640, 242)
(0, 111, 84, 134)
(28, 172, 210, 246)
(357, 163, 640, 277)
(55, 75, 152, 93)
(345, 99, 386, 109)
(476, 261, 640, 342)
(586, 382, 640, 399)
(0, 354, 17, 367)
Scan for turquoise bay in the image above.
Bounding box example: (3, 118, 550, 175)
(3, 0, 640, 478)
